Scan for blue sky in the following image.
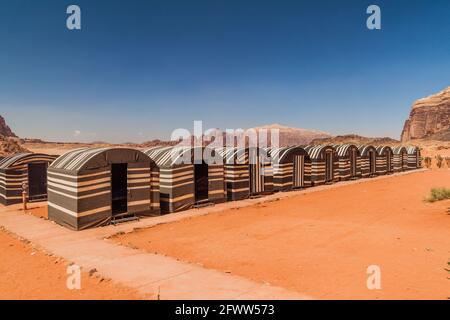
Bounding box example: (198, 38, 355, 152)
(0, 0, 449, 142)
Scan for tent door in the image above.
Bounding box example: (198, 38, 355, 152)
(369, 151, 376, 175)
(195, 162, 209, 202)
(111, 163, 128, 216)
(250, 156, 265, 194)
(127, 163, 151, 214)
(386, 152, 391, 172)
(325, 151, 333, 183)
(28, 163, 48, 201)
(293, 155, 304, 188)
(350, 149, 357, 177)
(402, 152, 408, 170)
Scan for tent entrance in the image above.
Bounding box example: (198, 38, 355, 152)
(386, 152, 392, 172)
(111, 163, 128, 216)
(369, 151, 376, 175)
(293, 155, 305, 188)
(325, 151, 333, 183)
(194, 162, 209, 202)
(28, 163, 48, 201)
(250, 156, 265, 194)
(402, 152, 408, 170)
(350, 149, 357, 177)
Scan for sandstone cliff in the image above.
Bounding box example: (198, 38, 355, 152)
(0, 115, 17, 138)
(401, 87, 450, 141)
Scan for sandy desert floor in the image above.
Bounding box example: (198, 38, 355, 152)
(0, 228, 142, 300)
(113, 169, 450, 300)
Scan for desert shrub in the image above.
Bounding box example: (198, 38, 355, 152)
(435, 155, 444, 168)
(425, 188, 450, 203)
(445, 157, 450, 168)
(424, 157, 432, 169)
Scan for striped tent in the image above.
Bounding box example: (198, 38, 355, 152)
(304, 145, 338, 186)
(375, 146, 394, 175)
(144, 146, 226, 213)
(216, 147, 273, 200)
(358, 145, 377, 178)
(0, 153, 57, 205)
(333, 144, 361, 181)
(48, 147, 160, 230)
(266, 146, 311, 191)
(392, 146, 408, 172)
(406, 146, 421, 169)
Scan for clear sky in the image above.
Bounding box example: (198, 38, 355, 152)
(0, 0, 449, 143)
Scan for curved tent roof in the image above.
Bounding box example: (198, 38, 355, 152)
(144, 146, 194, 168)
(265, 146, 309, 164)
(0, 153, 56, 170)
(333, 144, 359, 157)
(145, 146, 224, 167)
(375, 146, 393, 156)
(50, 147, 152, 173)
(304, 145, 334, 160)
(406, 146, 420, 154)
(392, 146, 407, 155)
(357, 145, 377, 157)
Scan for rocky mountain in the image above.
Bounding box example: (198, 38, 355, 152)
(0, 136, 29, 157)
(0, 115, 17, 138)
(250, 123, 332, 146)
(401, 87, 450, 141)
(311, 134, 399, 146)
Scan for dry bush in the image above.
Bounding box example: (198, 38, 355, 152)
(423, 157, 432, 169)
(435, 155, 444, 168)
(445, 157, 450, 168)
(425, 188, 450, 203)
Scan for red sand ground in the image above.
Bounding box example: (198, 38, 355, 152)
(114, 170, 450, 300)
(0, 228, 142, 300)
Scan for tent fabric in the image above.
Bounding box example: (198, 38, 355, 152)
(144, 147, 226, 213)
(266, 146, 311, 191)
(333, 144, 362, 181)
(392, 146, 408, 172)
(405, 146, 421, 169)
(48, 148, 160, 230)
(304, 145, 338, 185)
(215, 147, 273, 200)
(0, 153, 57, 205)
(375, 146, 394, 175)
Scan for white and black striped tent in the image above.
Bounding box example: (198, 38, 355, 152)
(304, 145, 338, 186)
(358, 145, 377, 177)
(144, 146, 226, 213)
(375, 146, 394, 175)
(266, 146, 311, 191)
(216, 147, 273, 200)
(392, 146, 408, 172)
(48, 147, 160, 230)
(333, 144, 361, 181)
(0, 153, 57, 205)
(406, 146, 421, 169)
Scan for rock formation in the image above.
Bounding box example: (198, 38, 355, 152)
(401, 87, 450, 141)
(0, 115, 17, 138)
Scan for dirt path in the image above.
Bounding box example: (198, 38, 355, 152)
(0, 228, 142, 300)
(0, 205, 303, 300)
(113, 170, 450, 300)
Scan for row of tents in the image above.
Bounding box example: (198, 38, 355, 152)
(0, 144, 421, 230)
